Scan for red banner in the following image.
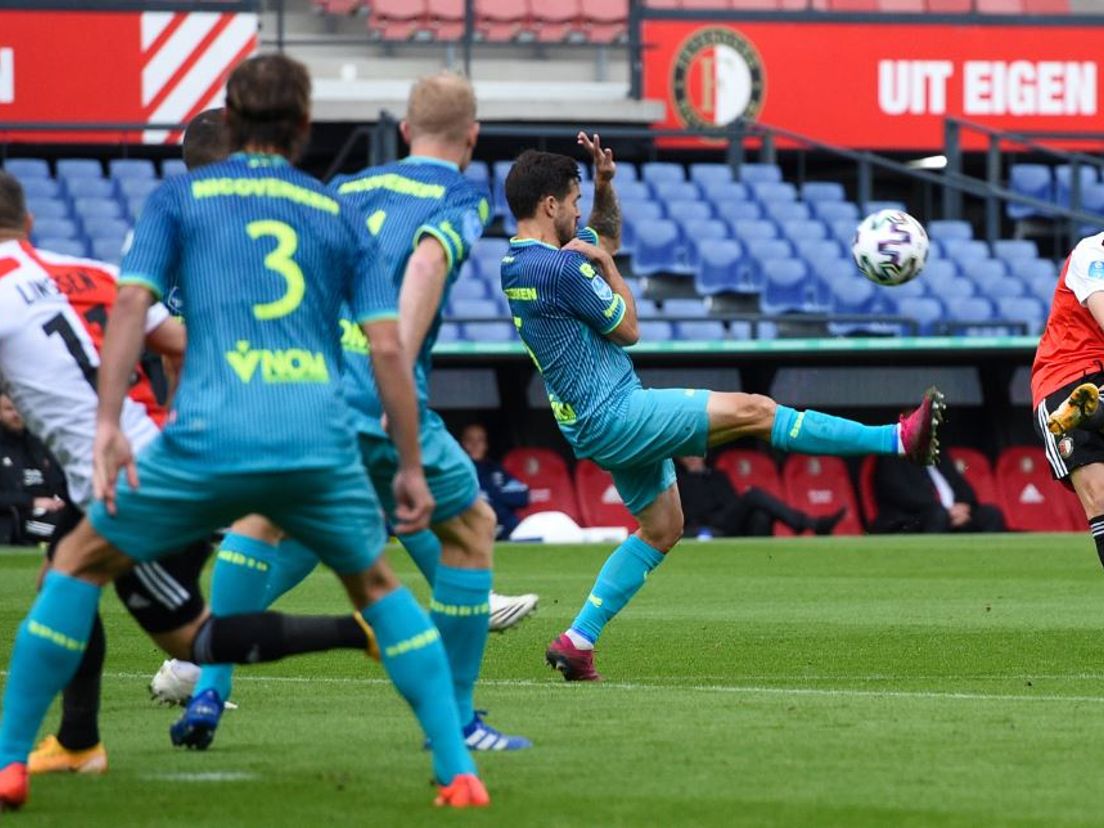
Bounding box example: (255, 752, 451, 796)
(643, 19, 1104, 150)
(0, 10, 257, 143)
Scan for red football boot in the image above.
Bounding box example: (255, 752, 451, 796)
(0, 762, 28, 812)
(899, 387, 945, 466)
(545, 633, 603, 682)
(434, 773, 490, 808)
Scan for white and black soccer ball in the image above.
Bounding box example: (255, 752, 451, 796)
(851, 210, 929, 287)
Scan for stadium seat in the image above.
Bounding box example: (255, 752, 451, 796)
(1007, 164, 1052, 220)
(1080, 183, 1104, 232)
(108, 159, 156, 180)
(812, 201, 861, 223)
(714, 450, 785, 501)
(673, 320, 726, 341)
(26, 198, 68, 220)
(857, 456, 879, 526)
(370, 0, 430, 40)
(924, 260, 959, 287)
(694, 239, 747, 296)
(761, 259, 827, 314)
(991, 240, 1038, 263)
(966, 260, 1010, 298)
(863, 200, 906, 214)
(926, 220, 973, 242)
(715, 200, 763, 222)
(56, 159, 104, 180)
(661, 298, 709, 318)
(449, 279, 489, 301)
(573, 459, 635, 530)
(943, 239, 990, 267)
(730, 218, 778, 242)
(584, 0, 628, 43)
(617, 181, 653, 202)
(1009, 258, 1057, 283)
(20, 179, 60, 199)
(83, 217, 130, 240)
(502, 447, 581, 522)
(1022, 0, 1069, 10)
(621, 203, 664, 251)
(994, 447, 1080, 531)
(638, 320, 674, 342)
(702, 181, 750, 203)
(780, 219, 828, 242)
(736, 163, 783, 185)
(117, 178, 160, 201)
(1055, 164, 1098, 208)
(162, 159, 188, 178)
(666, 199, 712, 226)
(463, 321, 515, 341)
(38, 237, 87, 258)
(532, 0, 583, 42)
(33, 218, 78, 240)
(616, 161, 640, 182)
(829, 268, 877, 314)
(74, 197, 123, 221)
(689, 163, 732, 187)
(633, 219, 687, 276)
(641, 162, 685, 185)
(795, 238, 844, 266)
(945, 447, 1001, 512)
(829, 217, 861, 246)
(90, 237, 125, 265)
(450, 298, 500, 318)
(764, 202, 812, 223)
(996, 296, 1046, 334)
(436, 322, 463, 343)
(652, 181, 700, 203)
(683, 220, 730, 265)
(780, 455, 863, 536)
(945, 296, 996, 332)
(801, 182, 846, 203)
(4, 158, 50, 180)
(65, 178, 113, 199)
(125, 195, 149, 221)
(750, 182, 797, 203)
(427, 0, 466, 39)
(890, 295, 944, 334)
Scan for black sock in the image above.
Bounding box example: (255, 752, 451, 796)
(57, 612, 105, 751)
(190, 612, 368, 665)
(1091, 515, 1104, 569)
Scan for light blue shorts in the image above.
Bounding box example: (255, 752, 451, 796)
(578, 388, 711, 515)
(89, 438, 387, 574)
(358, 409, 480, 525)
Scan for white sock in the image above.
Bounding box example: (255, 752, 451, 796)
(565, 628, 594, 650)
(895, 424, 905, 454)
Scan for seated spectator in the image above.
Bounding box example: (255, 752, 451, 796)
(0, 394, 67, 545)
(871, 454, 1005, 534)
(461, 423, 531, 539)
(675, 456, 843, 538)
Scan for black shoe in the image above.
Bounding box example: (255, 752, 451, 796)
(813, 509, 846, 536)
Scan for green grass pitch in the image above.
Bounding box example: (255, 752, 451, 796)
(3, 534, 1104, 827)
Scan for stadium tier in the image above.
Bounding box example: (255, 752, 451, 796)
(1008, 162, 1104, 231)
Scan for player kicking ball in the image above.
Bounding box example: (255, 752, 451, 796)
(499, 141, 944, 682)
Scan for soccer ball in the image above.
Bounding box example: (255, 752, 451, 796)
(851, 210, 929, 287)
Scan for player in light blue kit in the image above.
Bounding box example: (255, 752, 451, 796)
(500, 141, 945, 682)
(0, 55, 488, 809)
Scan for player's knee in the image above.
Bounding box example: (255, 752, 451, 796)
(52, 519, 129, 585)
(638, 504, 684, 552)
(711, 392, 777, 434)
(229, 514, 284, 545)
(1075, 473, 1104, 519)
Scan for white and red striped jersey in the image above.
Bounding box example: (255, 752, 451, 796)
(0, 239, 169, 507)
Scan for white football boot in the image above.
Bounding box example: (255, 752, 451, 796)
(488, 591, 539, 633)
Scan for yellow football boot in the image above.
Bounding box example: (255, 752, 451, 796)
(28, 735, 107, 775)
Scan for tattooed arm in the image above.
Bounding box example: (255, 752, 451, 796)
(579, 131, 621, 256)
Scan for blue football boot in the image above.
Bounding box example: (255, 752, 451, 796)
(169, 689, 224, 750)
(462, 711, 532, 751)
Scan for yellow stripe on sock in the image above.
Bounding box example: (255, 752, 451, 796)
(383, 627, 442, 659)
(429, 599, 491, 617)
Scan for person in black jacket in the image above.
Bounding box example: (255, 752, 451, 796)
(461, 423, 531, 539)
(870, 453, 1005, 534)
(0, 394, 67, 545)
(675, 456, 843, 538)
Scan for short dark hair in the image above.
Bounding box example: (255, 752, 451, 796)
(225, 54, 311, 159)
(182, 108, 230, 170)
(504, 150, 580, 221)
(0, 172, 27, 232)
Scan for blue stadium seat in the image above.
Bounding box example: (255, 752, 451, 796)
(802, 182, 846, 203)
(941, 278, 978, 300)
(1007, 164, 1053, 220)
(450, 298, 500, 318)
(635, 297, 659, 316)
(26, 198, 68, 220)
(750, 182, 797, 203)
(65, 178, 114, 199)
(683, 219, 729, 265)
(1081, 185, 1104, 234)
(863, 200, 906, 214)
(1028, 272, 1058, 304)
(982, 277, 1028, 302)
(923, 259, 960, 292)
(809, 257, 852, 288)
(575, 161, 590, 182)
(638, 320, 674, 341)
(991, 240, 1038, 263)
(616, 161, 640, 182)
(889, 278, 928, 300)
(946, 296, 996, 331)
(622, 200, 664, 224)
(125, 195, 148, 221)
(38, 237, 88, 257)
(661, 298, 709, 318)
(74, 197, 123, 221)
(730, 219, 778, 242)
(829, 218, 860, 246)
(459, 260, 479, 281)
(1056, 164, 1098, 208)
(780, 219, 828, 242)
(641, 162, 685, 185)
(56, 159, 104, 180)
(118, 178, 160, 201)
(617, 181, 653, 202)
(463, 321, 515, 342)
(829, 270, 877, 315)
(1009, 258, 1057, 282)
(673, 320, 726, 341)
(745, 238, 793, 265)
(996, 296, 1046, 335)
(714, 200, 762, 222)
(701, 181, 749, 203)
(736, 163, 782, 184)
(4, 159, 50, 180)
(90, 237, 125, 265)
(20, 179, 60, 199)
(892, 296, 944, 335)
(943, 239, 990, 267)
(760, 260, 827, 314)
(492, 161, 513, 217)
(109, 159, 156, 180)
(795, 238, 844, 266)
(464, 161, 489, 185)
(812, 201, 860, 223)
(688, 163, 732, 187)
(83, 217, 130, 239)
(694, 239, 746, 296)
(666, 200, 713, 228)
(33, 218, 78, 240)
(450, 278, 488, 301)
(926, 220, 972, 242)
(763, 202, 811, 223)
(652, 181, 700, 203)
(474, 238, 510, 260)
(436, 322, 464, 343)
(162, 159, 188, 178)
(966, 259, 1010, 299)
(633, 219, 687, 276)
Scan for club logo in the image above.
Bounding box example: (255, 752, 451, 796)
(671, 27, 765, 132)
(1088, 260, 1104, 280)
(1058, 436, 1074, 459)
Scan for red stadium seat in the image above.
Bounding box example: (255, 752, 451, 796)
(574, 460, 637, 531)
(925, 0, 972, 9)
(584, 0, 628, 43)
(477, 0, 531, 41)
(369, 0, 429, 40)
(879, 0, 924, 10)
(715, 449, 787, 535)
(644, 0, 681, 6)
(827, 0, 878, 9)
(316, 0, 366, 13)
(534, 0, 584, 42)
(502, 448, 581, 523)
(946, 447, 1001, 511)
(994, 447, 1080, 531)
(427, 0, 465, 39)
(976, 0, 1023, 11)
(1023, 0, 1069, 10)
(780, 455, 864, 536)
(858, 456, 878, 526)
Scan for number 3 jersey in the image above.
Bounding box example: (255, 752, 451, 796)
(0, 239, 169, 507)
(119, 152, 395, 471)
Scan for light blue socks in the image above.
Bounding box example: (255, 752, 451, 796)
(264, 538, 320, 606)
(364, 587, 476, 784)
(430, 565, 491, 725)
(571, 535, 665, 644)
(194, 533, 278, 701)
(399, 530, 441, 586)
(770, 405, 898, 456)
(0, 572, 101, 767)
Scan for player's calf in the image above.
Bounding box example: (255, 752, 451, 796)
(1070, 465, 1104, 569)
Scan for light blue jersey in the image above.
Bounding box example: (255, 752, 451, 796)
(120, 152, 395, 472)
(331, 157, 491, 435)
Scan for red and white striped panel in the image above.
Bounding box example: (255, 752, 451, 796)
(140, 11, 257, 144)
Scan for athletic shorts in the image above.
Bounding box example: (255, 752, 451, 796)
(48, 500, 209, 634)
(89, 438, 386, 575)
(359, 408, 480, 524)
(578, 388, 711, 515)
(1035, 370, 1104, 485)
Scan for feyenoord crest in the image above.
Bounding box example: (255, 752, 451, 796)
(671, 27, 765, 131)
(1058, 436, 1074, 459)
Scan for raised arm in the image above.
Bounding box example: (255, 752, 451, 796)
(579, 132, 621, 256)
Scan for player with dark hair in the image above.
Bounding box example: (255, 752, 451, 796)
(500, 141, 944, 682)
(181, 109, 231, 171)
(0, 54, 488, 810)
